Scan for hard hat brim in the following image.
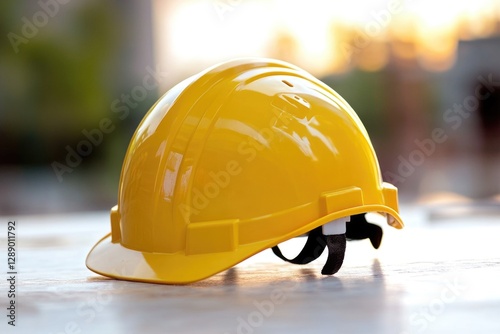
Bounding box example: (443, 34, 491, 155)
(86, 204, 403, 284)
(86, 232, 275, 284)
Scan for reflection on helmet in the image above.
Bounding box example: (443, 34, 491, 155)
(86, 58, 404, 284)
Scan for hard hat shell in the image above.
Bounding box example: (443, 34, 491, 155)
(86, 58, 403, 284)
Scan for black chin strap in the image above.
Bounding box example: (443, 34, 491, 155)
(321, 234, 346, 275)
(271, 213, 383, 276)
(271, 226, 326, 264)
(271, 226, 346, 275)
(346, 214, 383, 249)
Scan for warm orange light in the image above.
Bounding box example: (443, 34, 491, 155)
(153, 0, 500, 89)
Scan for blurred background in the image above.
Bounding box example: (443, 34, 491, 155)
(1, 0, 499, 215)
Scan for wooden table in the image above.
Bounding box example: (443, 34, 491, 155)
(1, 204, 500, 334)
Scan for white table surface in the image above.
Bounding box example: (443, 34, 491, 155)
(1, 204, 500, 334)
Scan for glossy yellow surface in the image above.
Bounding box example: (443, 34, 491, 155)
(86, 58, 404, 284)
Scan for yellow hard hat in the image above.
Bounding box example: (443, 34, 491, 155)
(86, 58, 404, 284)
